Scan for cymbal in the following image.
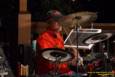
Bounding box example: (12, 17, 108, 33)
(42, 48, 74, 62)
(85, 33, 112, 44)
(58, 11, 97, 28)
(68, 11, 97, 23)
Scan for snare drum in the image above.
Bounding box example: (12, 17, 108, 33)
(36, 48, 74, 75)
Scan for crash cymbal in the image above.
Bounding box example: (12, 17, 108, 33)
(58, 11, 97, 28)
(68, 11, 97, 23)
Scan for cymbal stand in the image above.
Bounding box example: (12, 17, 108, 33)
(75, 22, 81, 74)
(97, 39, 112, 77)
(103, 40, 112, 72)
(75, 22, 88, 76)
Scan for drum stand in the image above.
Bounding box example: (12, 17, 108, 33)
(75, 25, 80, 74)
(90, 38, 113, 77)
(51, 56, 62, 77)
(101, 40, 112, 72)
(75, 23, 86, 76)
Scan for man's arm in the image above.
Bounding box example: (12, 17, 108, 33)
(70, 48, 83, 66)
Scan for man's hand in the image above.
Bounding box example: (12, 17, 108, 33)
(71, 57, 77, 65)
(70, 48, 84, 66)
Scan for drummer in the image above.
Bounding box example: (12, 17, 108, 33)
(36, 10, 79, 77)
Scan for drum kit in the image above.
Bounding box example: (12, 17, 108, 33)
(40, 11, 114, 77)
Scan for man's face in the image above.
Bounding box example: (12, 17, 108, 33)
(50, 21, 62, 32)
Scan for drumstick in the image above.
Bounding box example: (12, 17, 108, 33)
(63, 27, 82, 65)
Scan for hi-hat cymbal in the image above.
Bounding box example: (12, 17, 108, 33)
(58, 11, 97, 28)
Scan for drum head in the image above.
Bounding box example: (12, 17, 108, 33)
(42, 48, 74, 62)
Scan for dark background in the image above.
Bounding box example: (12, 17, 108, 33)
(0, 0, 18, 76)
(0, 0, 115, 76)
(28, 0, 115, 22)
